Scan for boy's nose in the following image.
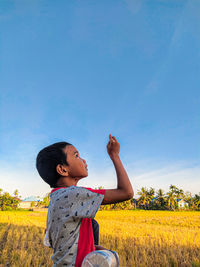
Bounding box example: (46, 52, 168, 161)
(81, 157, 86, 163)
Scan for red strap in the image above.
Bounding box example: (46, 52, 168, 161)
(50, 186, 105, 195)
(83, 187, 105, 195)
(75, 218, 95, 267)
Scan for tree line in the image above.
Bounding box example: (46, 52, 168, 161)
(0, 188, 51, 211)
(0, 185, 199, 211)
(100, 185, 200, 211)
(0, 189, 20, 211)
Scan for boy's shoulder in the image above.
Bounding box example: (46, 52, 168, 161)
(50, 186, 105, 197)
(47, 185, 105, 221)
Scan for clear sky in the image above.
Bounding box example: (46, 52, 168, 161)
(0, 0, 199, 199)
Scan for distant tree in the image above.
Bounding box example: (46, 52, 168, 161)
(115, 199, 133, 210)
(175, 188, 185, 200)
(37, 201, 43, 207)
(184, 191, 194, 209)
(193, 193, 200, 210)
(166, 185, 178, 210)
(97, 186, 135, 210)
(166, 192, 176, 210)
(100, 199, 134, 211)
(13, 189, 19, 198)
(147, 187, 155, 209)
(31, 201, 35, 207)
(166, 185, 186, 210)
(42, 193, 51, 207)
(169, 185, 178, 194)
(137, 187, 148, 209)
(154, 189, 167, 210)
(131, 198, 137, 209)
(0, 190, 20, 210)
(137, 187, 155, 210)
(157, 188, 164, 198)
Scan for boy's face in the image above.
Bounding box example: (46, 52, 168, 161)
(63, 145, 88, 178)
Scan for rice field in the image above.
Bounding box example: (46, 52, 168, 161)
(0, 210, 199, 267)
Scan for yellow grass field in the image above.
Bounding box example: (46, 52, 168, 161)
(0, 210, 199, 267)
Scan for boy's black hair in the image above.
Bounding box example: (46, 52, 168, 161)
(36, 142, 72, 188)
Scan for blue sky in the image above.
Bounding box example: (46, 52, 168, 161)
(0, 0, 199, 198)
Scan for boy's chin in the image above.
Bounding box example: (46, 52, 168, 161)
(84, 170, 88, 177)
(82, 173, 88, 178)
(78, 173, 88, 179)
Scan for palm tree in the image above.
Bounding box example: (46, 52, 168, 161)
(169, 185, 178, 194)
(167, 185, 186, 210)
(147, 187, 155, 209)
(148, 187, 155, 197)
(166, 191, 177, 210)
(137, 187, 154, 210)
(184, 191, 193, 209)
(157, 189, 164, 197)
(175, 188, 185, 200)
(156, 189, 166, 209)
(193, 193, 200, 210)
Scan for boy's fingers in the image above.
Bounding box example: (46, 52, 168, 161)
(107, 141, 111, 147)
(109, 134, 115, 141)
(112, 136, 117, 141)
(108, 134, 118, 145)
(110, 136, 116, 143)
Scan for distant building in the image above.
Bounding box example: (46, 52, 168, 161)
(177, 199, 188, 208)
(18, 196, 41, 209)
(149, 197, 188, 209)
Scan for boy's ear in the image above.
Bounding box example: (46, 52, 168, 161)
(56, 164, 69, 177)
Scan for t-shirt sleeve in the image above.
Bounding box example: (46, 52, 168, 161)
(70, 187, 105, 219)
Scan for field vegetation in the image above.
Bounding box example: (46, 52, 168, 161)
(1, 185, 200, 212)
(0, 210, 199, 267)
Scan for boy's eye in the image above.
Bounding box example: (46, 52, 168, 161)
(75, 154, 80, 158)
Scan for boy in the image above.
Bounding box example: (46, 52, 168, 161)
(36, 134, 133, 267)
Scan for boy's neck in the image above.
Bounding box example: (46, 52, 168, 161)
(55, 177, 80, 188)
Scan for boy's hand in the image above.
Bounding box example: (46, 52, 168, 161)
(103, 133, 134, 205)
(107, 134, 120, 160)
(95, 245, 108, 251)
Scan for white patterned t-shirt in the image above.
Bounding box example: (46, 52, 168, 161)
(44, 186, 105, 267)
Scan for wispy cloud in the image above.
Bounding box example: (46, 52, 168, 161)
(0, 160, 199, 199)
(81, 160, 200, 197)
(132, 164, 200, 197)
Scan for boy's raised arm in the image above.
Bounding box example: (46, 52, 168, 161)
(101, 134, 134, 205)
